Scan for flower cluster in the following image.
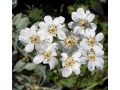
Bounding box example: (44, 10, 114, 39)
(19, 8, 104, 78)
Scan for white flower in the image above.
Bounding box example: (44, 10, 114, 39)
(19, 25, 46, 52)
(58, 27, 80, 53)
(39, 15, 66, 43)
(61, 51, 81, 77)
(80, 29, 104, 54)
(80, 48, 104, 72)
(33, 43, 58, 69)
(68, 8, 97, 35)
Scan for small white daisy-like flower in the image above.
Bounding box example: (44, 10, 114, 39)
(61, 51, 81, 77)
(39, 15, 66, 43)
(68, 8, 97, 35)
(33, 43, 58, 69)
(58, 27, 80, 53)
(19, 25, 46, 52)
(80, 48, 104, 72)
(80, 29, 104, 54)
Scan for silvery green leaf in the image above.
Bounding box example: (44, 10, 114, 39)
(16, 17, 30, 29)
(12, 50, 18, 62)
(36, 65, 46, 85)
(13, 13, 22, 26)
(13, 60, 26, 72)
(21, 75, 31, 87)
(99, 0, 107, 3)
(16, 85, 24, 90)
(24, 63, 36, 70)
(16, 76, 23, 81)
(12, 50, 18, 56)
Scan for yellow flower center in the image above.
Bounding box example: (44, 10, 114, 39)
(78, 19, 89, 29)
(87, 52, 96, 61)
(48, 24, 57, 34)
(65, 57, 75, 67)
(87, 37, 96, 46)
(64, 36, 76, 48)
(30, 35, 40, 44)
(43, 51, 51, 60)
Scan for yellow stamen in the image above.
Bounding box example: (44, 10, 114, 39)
(30, 35, 40, 44)
(87, 52, 96, 61)
(48, 24, 57, 34)
(87, 37, 96, 46)
(64, 36, 76, 48)
(65, 57, 75, 67)
(78, 19, 89, 29)
(43, 51, 51, 60)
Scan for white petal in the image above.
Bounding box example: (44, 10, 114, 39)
(35, 43, 41, 51)
(62, 67, 72, 77)
(72, 12, 79, 22)
(47, 43, 58, 52)
(57, 24, 65, 30)
(39, 34, 47, 41)
(46, 35, 53, 43)
(74, 57, 81, 63)
(89, 23, 97, 30)
(80, 29, 85, 35)
(53, 16, 65, 25)
(80, 38, 89, 50)
(30, 25, 37, 35)
(86, 10, 90, 15)
(95, 33, 104, 42)
(37, 41, 48, 52)
(33, 54, 44, 64)
(84, 28, 90, 37)
(95, 57, 104, 69)
(51, 52, 57, 56)
(44, 15, 53, 24)
(77, 8, 86, 19)
(85, 29, 95, 37)
(72, 51, 81, 59)
(49, 57, 58, 69)
(19, 36, 30, 43)
(96, 57, 104, 65)
(68, 21, 77, 29)
(72, 64, 80, 75)
(57, 30, 66, 40)
(59, 16, 65, 23)
(43, 59, 49, 64)
(80, 57, 87, 64)
(93, 45, 104, 56)
(20, 28, 31, 37)
(73, 26, 81, 35)
(81, 49, 87, 56)
(61, 53, 68, 60)
(97, 43, 103, 49)
(86, 13, 95, 22)
(25, 43, 34, 52)
(75, 62, 81, 67)
(39, 21, 48, 29)
(62, 61, 66, 67)
(77, 8, 84, 14)
(88, 61, 95, 72)
(35, 42, 46, 52)
(19, 32, 30, 43)
(37, 29, 47, 35)
(89, 30, 95, 37)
